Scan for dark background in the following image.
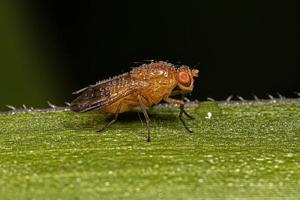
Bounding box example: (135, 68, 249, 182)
(0, 1, 299, 110)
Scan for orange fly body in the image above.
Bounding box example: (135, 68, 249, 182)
(70, 61, 199, 142)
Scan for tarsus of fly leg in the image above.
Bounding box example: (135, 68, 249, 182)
(97, 103, 122, 132)
(163, 96, 193, 133)
(138, 96, 151, 142)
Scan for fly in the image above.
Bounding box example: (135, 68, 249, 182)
(70, 61, 199, 142)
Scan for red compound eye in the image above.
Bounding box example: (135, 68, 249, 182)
(178, 71, 191, 87)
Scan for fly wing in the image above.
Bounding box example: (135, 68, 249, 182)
(70, 73, 150, 112)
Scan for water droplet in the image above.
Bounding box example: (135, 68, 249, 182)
(205, 112, 212, 119)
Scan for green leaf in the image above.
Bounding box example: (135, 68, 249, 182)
(0, 102, 300, 199)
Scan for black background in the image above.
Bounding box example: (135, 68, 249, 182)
(10, 1, 300, 104)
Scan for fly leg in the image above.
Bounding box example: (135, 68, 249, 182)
(170, 91, 194, 119)
(163, 97, 193, 133)
(180, 96, 194, 120)
(97, 103, 122, 132)
(179, 104, 193, 133)
(180, 104, 194, 119)
(138, 96, 151, 142)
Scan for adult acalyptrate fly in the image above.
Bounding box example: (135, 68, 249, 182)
(70, 61, 199, 142)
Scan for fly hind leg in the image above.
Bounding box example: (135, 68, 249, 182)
(97, 103, 122, 132)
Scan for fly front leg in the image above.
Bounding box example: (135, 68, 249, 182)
(180, 104, 194, 119)
(138, 95, 151, 142)
(178, 104, 193, 133)
(163, 97, 193, 133)
(97, 103, 122, 132)
(169, 91, 194, 119)
(163, 96, 194, 119)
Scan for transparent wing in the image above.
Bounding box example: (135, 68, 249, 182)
(70, 73, 150, 112)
